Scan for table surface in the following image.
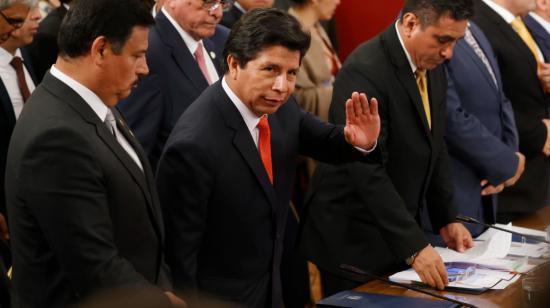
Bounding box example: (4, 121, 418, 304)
(354, 206, 550, 308)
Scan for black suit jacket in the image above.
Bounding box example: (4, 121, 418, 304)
(472, 0, 550, 214)
(220, 5, 243, 29)
(118, 11, 229, 169)
(28, 4, 67, 82)
(300, 25, 457, 279)
(156, 81, 366, 307)
(5, 72, 170, 307)
(0, 48, 36, 219)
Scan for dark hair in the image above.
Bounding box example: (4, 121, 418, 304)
(400, 0, 473, 26)
(222, 8, 310, 72)
(289, 0, 311, 7)
(58, 0, 154, 58)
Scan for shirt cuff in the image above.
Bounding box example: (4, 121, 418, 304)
(354, 140, 377, 154)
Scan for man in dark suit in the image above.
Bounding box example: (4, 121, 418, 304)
(27, 0, 71, 82)
(156, 9, 380, 307)
(472, 0, 550, 223)
(5, 1, 186, 307)
(301, 0, 475, 295)
(0, 4, 39, 306)
(220, 0, 274, 29)
(118, 0, 230, 169)
(426, 21, 525, 243)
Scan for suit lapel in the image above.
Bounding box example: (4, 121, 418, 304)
(203, 38, 222, 75)
(382, 27, 433, 139)
(113, 108, 164, 238)
(468, 23, 501, 92)
(41, 73, 162, 235)
(458, 39, 499, 93)
(524, 15, 550, 62)
(214, 83, 279, 212)
(156, 11, 209, 91)
(21, 47, 38, 85)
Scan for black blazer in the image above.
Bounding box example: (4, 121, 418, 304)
(472, 0, 550, 214)
(300, 25, 457, 279)
(28, 4, 67, 82)
(118, 11, 229, 169)
(5, 73, 170, 307)
(156, 81, 365, 307)
(220, 5, 243, 29)
(0, 48, 37, 219)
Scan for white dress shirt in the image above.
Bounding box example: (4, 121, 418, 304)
(395, 21, 417, 75)
(0, 48, 36, 119)
(222, 77, 263, 147)
(483, 0, 544, 60)
(49, 65, 144, 171)
(162, 7, 220, 83)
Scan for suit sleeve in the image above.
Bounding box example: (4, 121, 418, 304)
(21, 126, 150, 296)
(326, 66, 428, 259)
(156, 139, 212, 296)
(444, 67, 518, 185)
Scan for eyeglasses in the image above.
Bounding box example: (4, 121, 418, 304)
(0, 10, 25, 30)
(202, 0, 234, 13)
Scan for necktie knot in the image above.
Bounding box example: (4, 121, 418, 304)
(257, 116, 269, 131)
(10, 56, 31, 102)
(104, 109, 117, 136)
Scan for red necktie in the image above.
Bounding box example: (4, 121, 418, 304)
(10, 56, 31, 102)
(194, 42, 212, 85)
(257, 116, 273, 184)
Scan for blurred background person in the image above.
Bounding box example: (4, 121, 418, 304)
(220, 0, 274, 29)
(28, 0, 71, 83)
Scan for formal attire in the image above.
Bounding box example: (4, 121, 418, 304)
(472, 0, 550, 222)
(524, 13, 550, 61)
(28, 3, 68, 82)
(156, 78, 369, 307)
(300, 23, 457, 295)
(5, 67, 170, 307)
(0, 45, 36, 308)
(118, 9, 229, 169)
(431, 22, 519, 241)
(220, 3, 244, 29)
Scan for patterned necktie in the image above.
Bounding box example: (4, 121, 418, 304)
(463, 27, 498, 87)
(510, 17, 542, 63)
(415, 70, 431, 130)
(257, 116, 273, 184)
(194, 42, 213, 85)
(10, 56, 31, 102)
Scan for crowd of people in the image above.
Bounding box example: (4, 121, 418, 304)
(0, 0, 548, 307)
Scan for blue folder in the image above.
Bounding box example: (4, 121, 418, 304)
(316, 290, 459, 307)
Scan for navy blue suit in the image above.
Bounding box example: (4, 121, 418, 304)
(433, 23, 519, 238)
(524, 14, 550, 62)
(118, 11, 229, 168)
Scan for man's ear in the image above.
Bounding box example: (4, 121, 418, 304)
(402, 12, 420, 38)
(227, 54, 241, 80)
(90, 36, 109, 65)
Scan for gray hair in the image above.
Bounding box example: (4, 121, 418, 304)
(0, 0, 38, 10)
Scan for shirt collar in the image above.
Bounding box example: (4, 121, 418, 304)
(0, 47, 22, 66)
(221, 76, 262, 133)
(529, 12, 550, 34)
(49, 65, 109, 122)
(162, 6, 203, 55)
(482, 0, 516, 23)
(234, 2, 246, 13)
(395, 21, 417, 74)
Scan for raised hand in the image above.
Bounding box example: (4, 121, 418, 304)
(343, 92, 380, 150)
